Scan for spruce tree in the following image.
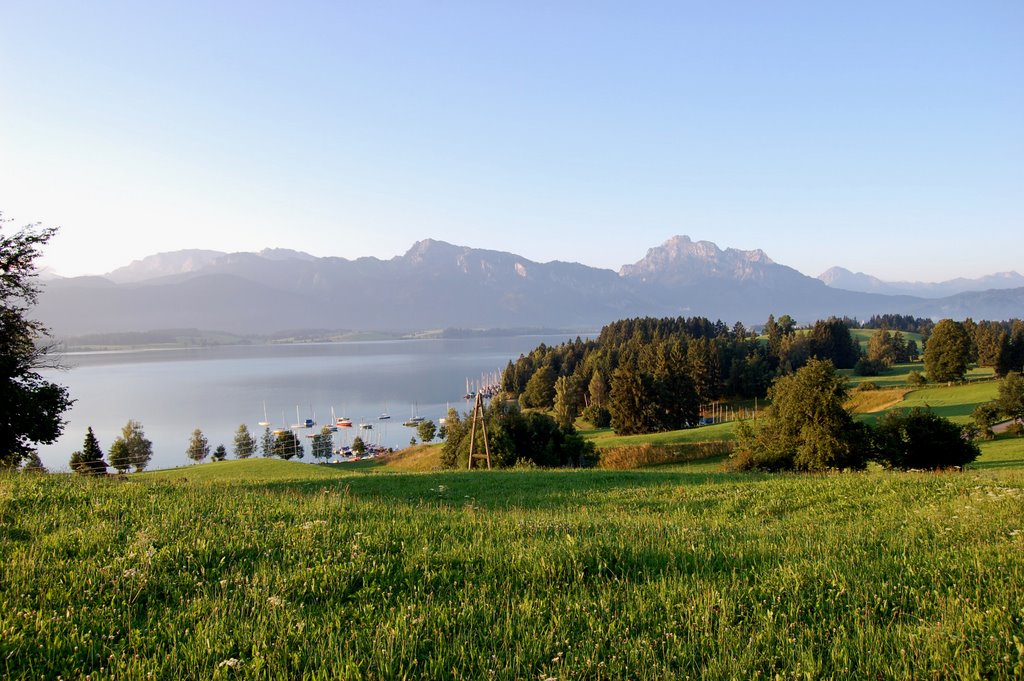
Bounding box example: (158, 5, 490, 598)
(70, 427, 107, 476)
(233, 423, 256, 459)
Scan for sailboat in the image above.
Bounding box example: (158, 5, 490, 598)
(378, 401, 391, 421)
(404, 403, 425, 427)
(272, 411, 288, 436)
(258, 401, 271, 427)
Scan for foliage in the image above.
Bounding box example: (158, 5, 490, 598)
(995, 320, 1024, 376)
(872, 408, 980, 470)
(863, 314, 934, 335)
(186, 428, 210, 463)
(520, 364, 556, 409)
(69, 427, 107, 476)
(552, 374, 581, 428)
(107, 438, 131, 474)
(259, 427, 274, 458)
(580, 404, 611, 428)
(853, 357, 885, 376)
(0, 217, 74, 469)
(997, 371, 1024, 426)
(973, 402, 1001, 439)
(273, 430, 303, 460)
(866, 328, 912, 366)
(442, 400, 595, 468)
(906, 370, 927, 387)
(310, 426, 334, 460)
(233, 424, 256, 459)
(733, 359, 868, 471)
(608, 364, 660, 435)
(107, 419, 152, 473)
(212, 444, 227, 461)
(351, 436, 366, 455)
(808, 317, 861, 369)
(924, 319, 972, 383)
(416, 419, 437, 443)
(587, 371, 607, 408)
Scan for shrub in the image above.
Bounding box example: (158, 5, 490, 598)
(854, 358, 886, 377)
(857, 381, 879, 392)
(581, 404, 612, 428)
(906, 370, 927, 387)
(872, 408, 980, 470)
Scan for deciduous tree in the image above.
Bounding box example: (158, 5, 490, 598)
(997, 371, 1024, 427)
(873, 408, 979, 470)
(110, 419, 152, 472)
(734, 359, 867, 471)
(1, 217, 74, 469)
(416, 419, 437, 443)
(186, 428, 210, 463)
(924, 319, 972, 383)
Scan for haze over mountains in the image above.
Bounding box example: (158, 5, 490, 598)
(37, 236, 1023, 338)
(817, 266, 1024, 298)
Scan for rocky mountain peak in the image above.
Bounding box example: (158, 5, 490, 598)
(619, 235, 778, 283)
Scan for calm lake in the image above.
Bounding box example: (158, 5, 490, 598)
(38, 335, 578, 472)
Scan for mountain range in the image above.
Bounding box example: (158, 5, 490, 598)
(817, 266, 1024, 298)
(36, 236, 1024, 337)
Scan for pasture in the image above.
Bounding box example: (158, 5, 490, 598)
(3, 455, 1024, 680)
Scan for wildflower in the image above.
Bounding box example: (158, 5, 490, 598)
(217, 658, 241, 670)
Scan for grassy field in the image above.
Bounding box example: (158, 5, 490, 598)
(4, 457, 1024, 680)
(583, 421, 738, 450)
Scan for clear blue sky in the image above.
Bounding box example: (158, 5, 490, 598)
(1, 1, 1021, 281)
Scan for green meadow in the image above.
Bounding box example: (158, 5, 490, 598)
(4, 450, 1024, 680)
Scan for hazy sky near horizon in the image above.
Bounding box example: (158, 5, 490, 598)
(2, 1, 1021, 282)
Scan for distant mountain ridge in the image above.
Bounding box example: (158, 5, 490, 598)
(36, 236, 1024, 337)
(818, 266, 1024, 298)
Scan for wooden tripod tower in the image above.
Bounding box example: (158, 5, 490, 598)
(467, 393, 492, 470)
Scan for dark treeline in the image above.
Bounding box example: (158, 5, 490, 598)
(502, 314, 1024, 437)
(862, 314, 935, 335)
(502, 315, 862, 436)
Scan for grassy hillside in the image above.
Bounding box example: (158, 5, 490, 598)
(3, 466, 1023, 680)
(138, 457, 351, 482)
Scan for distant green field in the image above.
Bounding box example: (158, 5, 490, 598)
(138, 457, 351, 482)
(895, 381, 1000, 424)
(583, 421, 738, 449)
(4, 463, 1023, 680)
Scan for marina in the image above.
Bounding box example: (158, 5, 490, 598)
(36, 335, 565, 472)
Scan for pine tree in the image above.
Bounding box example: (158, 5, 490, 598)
(310, 426, 334, 460)
(273, 430, 303, 460)
(70, 427, 107, 476)
(233, 424, 256, 459)
(212, 444, 227, 461)
(260, 427, 274, 457)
